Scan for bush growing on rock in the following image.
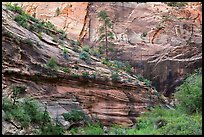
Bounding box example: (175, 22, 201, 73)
(166, 2, 188, 7)
(79, 51, 91, 63)
(62, 109, 86, 123)
(46, 57, 58, 70)
(82, 72, 90, 79)
(82, 45, 90, 53)
(111, 71, 120, 82)
(3, 96, 65, 135)
(175, 68, 202, 114)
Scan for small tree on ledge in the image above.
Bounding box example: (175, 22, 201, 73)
(97, 10, 115, 58)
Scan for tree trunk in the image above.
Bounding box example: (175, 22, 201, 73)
(105, 23, 108, 58)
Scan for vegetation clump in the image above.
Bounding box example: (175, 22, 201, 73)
(166, 2, 188, 7)
(175, 68, 202, 114)
(111, 71, 120, 82)
(46, 57, 58, 70)
(62, 109, 87, 123)
(79, 51, 91, 64)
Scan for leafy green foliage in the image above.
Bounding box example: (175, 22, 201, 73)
(102, 58, 112, 67)
(175, 68, 202, 114)
(166, 2, 188, 7)
(46, 57, 58, 70)
(5, 3, 24, 14)
(2, 98, 14, 113)
(70, 40, 80, 46)
(62, 109, 86, 122)
(79, 123, 104, 135)
(6, 3, 67, 42)
(61, 67, 70, 73)
(113, 60, 125, 69)
(111, 71, 120, 82)
(79, 51, 91, 63)
(11, 85, 26, 105)
(82, 71, 90, 79)
(14, 14, 29, 29)
(24, 38, 34, 46)
(3, 96, 64, 134)
(135, 74, 152, 86)
(37, 123, 65, 135)
(82, 45, 90, 53)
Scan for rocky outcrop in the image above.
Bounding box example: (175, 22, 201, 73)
(12, 2, 89, 41)
(2, 4, 158, 128)
(88, 2, 202, 95)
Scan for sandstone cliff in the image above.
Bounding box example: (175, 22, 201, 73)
(13, 2, 202, 95)
(2, 3, 159, 131)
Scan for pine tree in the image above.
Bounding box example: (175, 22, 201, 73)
(97, 10, 115, 58)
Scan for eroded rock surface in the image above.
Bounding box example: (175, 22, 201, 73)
(2, 4, 158, 128)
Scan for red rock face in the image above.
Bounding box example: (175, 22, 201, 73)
(2, 4, 159, 127)
(16, 2, 89, 41)
(56, 85, 156, 126)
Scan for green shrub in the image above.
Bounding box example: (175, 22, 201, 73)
(72, 73, 80, 78)
(166, 2, 188, 7)
(37, 123, 64, 135)
(111, 71, 120, 82)
(12, 106, 31, 128)
(5, 3, 24, 14)
(12, 85, 26, 97)
(102, 58, 112, 67)
(82, 72, 89, 79)
(124, 62, 132, 73)
(62, 109, 86, 122)
(90, 73, 97, 80)
(24, 38, 34, 46)
(11, 85, 26, 105)
(61, 67, 70, 73)
(62, 47, 68, 55)
(118, 105, 202, 135)
(82, 45, 90, 53)
(135, 74, 152, 86)
(79, 123, 104, 135)
(58, 29, 67, 40)
(79, 51, 90, 63)
(70, 40, 80, 46)
(2, 98, 14, 112)
(175, 68, 202, 114)
(46, 57, 58, 70)
(72, 46, 80, 53)
(113, 60, 124, 69)
(14, 14, 29, 29)
(21, 98, 47, 124)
